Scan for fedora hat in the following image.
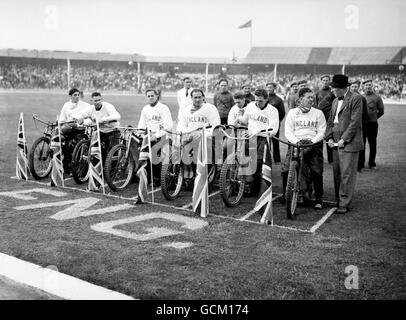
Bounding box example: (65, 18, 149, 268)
(330, 74, 351, 88)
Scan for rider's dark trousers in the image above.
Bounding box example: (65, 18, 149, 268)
(282, 144, 324, 199)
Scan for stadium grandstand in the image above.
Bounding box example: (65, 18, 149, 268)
(1, 46, 405, 99)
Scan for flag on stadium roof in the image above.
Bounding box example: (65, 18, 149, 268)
(238, 19, 252, 29)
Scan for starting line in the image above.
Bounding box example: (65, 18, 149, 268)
(8, 176, 335, 233)
(0, 253, 134, 300)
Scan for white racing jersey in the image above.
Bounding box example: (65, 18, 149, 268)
(59, 100, 91, 123)
(243, 101, 279, 137)
(82, 101, 121, 129)
(227, 104, 246, 126)
(177, 102, 220, 136)
(284, 107, 326, 144)
(137, 102, 173, 137)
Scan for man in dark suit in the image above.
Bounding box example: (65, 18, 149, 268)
(315, 75, 335, 163)
(325, 74, 363, 214)
(266, 82, 285, 163)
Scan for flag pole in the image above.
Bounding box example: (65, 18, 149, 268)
(67, 58, 71, 89)
(273, 63, 278, 82)
(250, 21, 253, 48)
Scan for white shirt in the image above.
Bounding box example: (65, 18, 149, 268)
(227, 104, 246, 125)
(176, 87, 193, 120)
(285, 107, 326, 144)
(177, 102, 220, 135)
(243, 101, 279, 137)
(334, 90, 350, 124)
(59, 100, 91, 123)
(137, 102, 173, 137)
(82, 101, 121, 129)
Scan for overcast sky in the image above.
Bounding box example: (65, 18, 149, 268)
(0, 0, 405, 59)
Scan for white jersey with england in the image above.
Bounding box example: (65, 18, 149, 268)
(227, 104, 246, 126)
(83, 101, 121, 129)
(243, 101, 279, 137)
(284, 107, 326, 144)
(177, 103, 220, 135)
(137, 102, 173, 136)
(59, 100, 91, 123)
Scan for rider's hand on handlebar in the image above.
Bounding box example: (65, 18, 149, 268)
(297, 139, 313, 147)
(76, 118, 84, 125)
(83, 118, 93, 126)
(149, 133, 158, 143)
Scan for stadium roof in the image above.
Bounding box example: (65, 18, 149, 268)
(0, 48, 145, 62)
(144, 56, 238, 65)
(244, 47, 312, 64)
(244, 46, 406, 66)
(327, 47, 404, 65)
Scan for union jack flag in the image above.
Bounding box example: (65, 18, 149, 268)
(254, 137, 273, 224)
(88, 120, 105, 193)
(135, 131, 150, 202)
(50, 115, 65, 186)
(192, 128, 209, 217)
(16, 112, 29, 180)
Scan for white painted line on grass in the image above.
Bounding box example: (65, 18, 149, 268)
(0, 253, 134, 300)
(309, 207, 337, 233)
(147, 187, 161, 195)
(181, 190, 220, 210)
(7, 176, 314, 233)
(272, 223, 312, 233)
(239, 194, 283, 221)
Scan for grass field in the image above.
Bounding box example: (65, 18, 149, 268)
(0, 91, 405, 299)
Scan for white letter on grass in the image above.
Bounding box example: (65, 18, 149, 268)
(14, 197, 134, 220)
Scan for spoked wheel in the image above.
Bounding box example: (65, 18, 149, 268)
(161, 159, 184, 201)
(71, 138, 90, 184)
(104, 144, 135, 191)
(286, 160, 299, 219)
(29, 136, 53, 180)
(208, 164, 217, 188)
(220, 160, 246, 207)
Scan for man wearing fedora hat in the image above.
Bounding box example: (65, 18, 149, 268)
(325, 74, 363, 214)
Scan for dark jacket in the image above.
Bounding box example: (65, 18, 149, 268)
(244, 93, 255, 107)
(213, 91, 234, 118)
(315, 87, 335, 121)
(363, 92, 384, 123)
(268, 93, 285, 122)
(325, 91, 364, 152)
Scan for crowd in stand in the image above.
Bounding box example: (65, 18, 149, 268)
(1, 62, 405, 99)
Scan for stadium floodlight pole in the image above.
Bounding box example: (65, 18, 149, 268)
(67, 58, 71, 89)
(137, 62, 141, 93)
(205, 63, 209, 94)
(273, 63, 278, 82)
(250, 21, 252, 48)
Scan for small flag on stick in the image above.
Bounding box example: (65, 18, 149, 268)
(192, 127, 209, 217)
(50, 115, 65, 187)
(16, 112, 29, 180)
(88, 120, 105, 194)
(136, 131, 150, 203)
(254, 137, 273, 225)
